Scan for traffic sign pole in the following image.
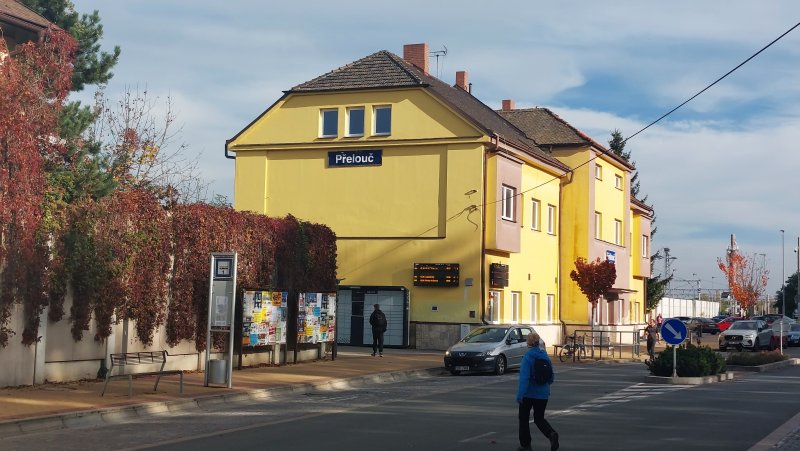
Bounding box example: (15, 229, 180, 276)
(660, 318, 687, 379)
(672, 346, 677, 378)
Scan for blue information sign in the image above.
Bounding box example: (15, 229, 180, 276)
(328, 149, 382, 167)
(661, 318, 687, 345)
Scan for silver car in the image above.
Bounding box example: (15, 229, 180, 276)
(443, 325, 537, 375)
(719, 320, 773, 352)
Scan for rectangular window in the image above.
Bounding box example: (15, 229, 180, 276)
(531, 199, 540, 231)
(546, 294, 555, 322)
(346, 107, 365, 137)
(373, 106, 391, 135)
(595, 211, 602, 240)
(642, 235, 648, 258)
(489, 291, 501, 323)
(547, 204, 557, 235)
(614, 219, 623, 245)
(529, 293, 538, 323)
(501, 185, 516, 221)
(615, 174, 623, 190)
(595, 164, 603, 180)
(320, 109, 338, 138)
(511, 292, 520, 323)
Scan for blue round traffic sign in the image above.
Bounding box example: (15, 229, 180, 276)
(661, 318, 688, 345)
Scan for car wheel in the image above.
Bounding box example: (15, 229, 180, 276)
(719, 346, 727, 352)
(494, 354, 506, 376)
(753, 339, 760, 351)
(449, 369, 460, 376)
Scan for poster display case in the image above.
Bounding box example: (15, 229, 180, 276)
(297, 292, 336, 344)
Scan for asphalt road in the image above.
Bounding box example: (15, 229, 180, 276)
(4, 359, 800, 451)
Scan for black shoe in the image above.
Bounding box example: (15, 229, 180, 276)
(549, 431, 559, 451)
(371, 353, 376, 356)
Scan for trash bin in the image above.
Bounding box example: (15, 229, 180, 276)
(208, 359, 228, 385)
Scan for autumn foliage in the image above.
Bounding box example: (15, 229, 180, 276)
(718, 251, 768, 313)
(570, 257, 617, 323)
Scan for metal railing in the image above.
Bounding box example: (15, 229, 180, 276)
(569, 329, 642, 360)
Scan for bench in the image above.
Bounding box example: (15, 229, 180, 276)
(101, 350, 184, 397)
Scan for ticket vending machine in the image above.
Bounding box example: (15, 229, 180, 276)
(205, 252, 237, 388)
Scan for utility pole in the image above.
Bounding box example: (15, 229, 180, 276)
(796, 237, 799, 318)
(780, 229, 785, 354)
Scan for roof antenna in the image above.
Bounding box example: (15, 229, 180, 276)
(429, 45, 447, 78)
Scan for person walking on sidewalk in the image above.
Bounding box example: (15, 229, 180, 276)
(644, 319, 658, 362)
(369, 304, 387, 357)
(517, 332, 559, 451)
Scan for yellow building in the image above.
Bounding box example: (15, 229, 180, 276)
(229, 43, 653, 349)
(498, 107, 653, 338)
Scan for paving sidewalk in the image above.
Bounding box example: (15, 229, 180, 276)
(0, 346, 444, 438)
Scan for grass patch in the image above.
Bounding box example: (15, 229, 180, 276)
(726, 351, 788, 366)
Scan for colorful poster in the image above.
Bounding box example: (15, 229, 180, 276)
(242, 290, 288, 347)
(297, 292, 336, 344)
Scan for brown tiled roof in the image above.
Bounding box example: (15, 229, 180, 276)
(0, 0, 53, 31)
(631, 196, 653, 214)
(290, 51, 569, 171)
(499, 107, 634, 170)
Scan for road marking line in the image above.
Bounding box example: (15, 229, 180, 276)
(459, 431, 495, 443)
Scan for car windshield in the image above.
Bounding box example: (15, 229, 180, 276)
(729, 322, 757, 331)
(791, 324, 800, 332)
(462, 327, 508, 343)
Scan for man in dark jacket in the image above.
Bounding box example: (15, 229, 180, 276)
(369, 303, 387, 357)
(517, 332, 559, 451)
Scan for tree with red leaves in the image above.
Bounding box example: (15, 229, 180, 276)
(570, 257, 617, 326)
(718, 251, 768, 315)
(0, 29, 77, 346)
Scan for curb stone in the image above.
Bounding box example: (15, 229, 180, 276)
(0, 366, 445, 439)
(644, 372, 734, 385)
(727, 357, 800, 373)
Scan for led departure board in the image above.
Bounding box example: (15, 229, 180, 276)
(413, 263, 460, 287)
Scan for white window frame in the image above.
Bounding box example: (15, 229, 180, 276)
(547, 204, 556, 235)
(614, 219, 623, 245)
(531, 199, 540, 231)
(373, 105, 391, 136)
(511, 292, 520, 323)
(319, 109, 338, 138)
(529, 293, 538, 323)
(489, 291, 501, 323)
(346, 106, 365, 137)
(595, 164, 603, 180)
(595, 211, 602, 240)
(615, 174, 623, 190)
(642, 235, 648, 258)
(501, 185, 516, 221)
(546, 294, 555, 322)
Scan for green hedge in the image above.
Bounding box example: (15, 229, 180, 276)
(726, 351, 788, 366)
(647, 344, 726, 377)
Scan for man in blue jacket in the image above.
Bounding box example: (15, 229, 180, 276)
(517, 332, 559, 451)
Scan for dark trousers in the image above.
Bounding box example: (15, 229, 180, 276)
(647, 338, 655, 360)
(519, 397, 555, 447)
(372, 329, 384, 354)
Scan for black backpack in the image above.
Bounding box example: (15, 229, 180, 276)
(533, 358, 553, 385)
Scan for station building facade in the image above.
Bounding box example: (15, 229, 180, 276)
(228, 43, 652, 349)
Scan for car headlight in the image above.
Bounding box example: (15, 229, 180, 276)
(445, 351, 451, 357)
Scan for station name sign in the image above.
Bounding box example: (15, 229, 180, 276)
(328, 149, 382, 167)
(413, 263, 459, 287)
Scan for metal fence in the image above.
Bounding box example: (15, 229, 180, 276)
(567, 329, 642, 361)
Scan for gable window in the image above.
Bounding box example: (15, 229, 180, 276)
(531, 199, 540, 231)
(615, 174, 623, 190)
(595, 164, 603, 180)
(501, 185, 516, 221)
(320, 109, 338, 138)
(346, 107, 365, 137)
(615, 219, 623, 245)
(595, 211, 602, 240)
(529, 293, 538, 323)
(642, 235, 649, 258)
(373, 106, 391, 135)
(547, 204, 557, 235)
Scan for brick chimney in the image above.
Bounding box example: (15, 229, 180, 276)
(502, 99, 516, 111)
(403, 43, 429, 75)
(455, 71, 468, 91)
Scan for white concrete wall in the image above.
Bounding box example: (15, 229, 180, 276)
(654, 297, 721, 319)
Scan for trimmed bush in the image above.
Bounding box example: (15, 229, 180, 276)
(726, 351, 788, 366)
(647, 344, 727, 377)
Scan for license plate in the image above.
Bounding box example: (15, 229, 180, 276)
(455, 366, 470, 371)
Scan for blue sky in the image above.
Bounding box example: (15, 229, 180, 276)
(69, 1, 800, 297)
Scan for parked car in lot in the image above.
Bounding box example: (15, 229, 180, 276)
(717, 316, 745, 332)
(788, 324, 800, 347)
(764, 314, 796, 325)
(711, 314, 728, 323)
(688, 317, 720, 334)
(444, 325, 536, 376)
(719, 320, 773, 352)
(673, 316, 692, 325)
